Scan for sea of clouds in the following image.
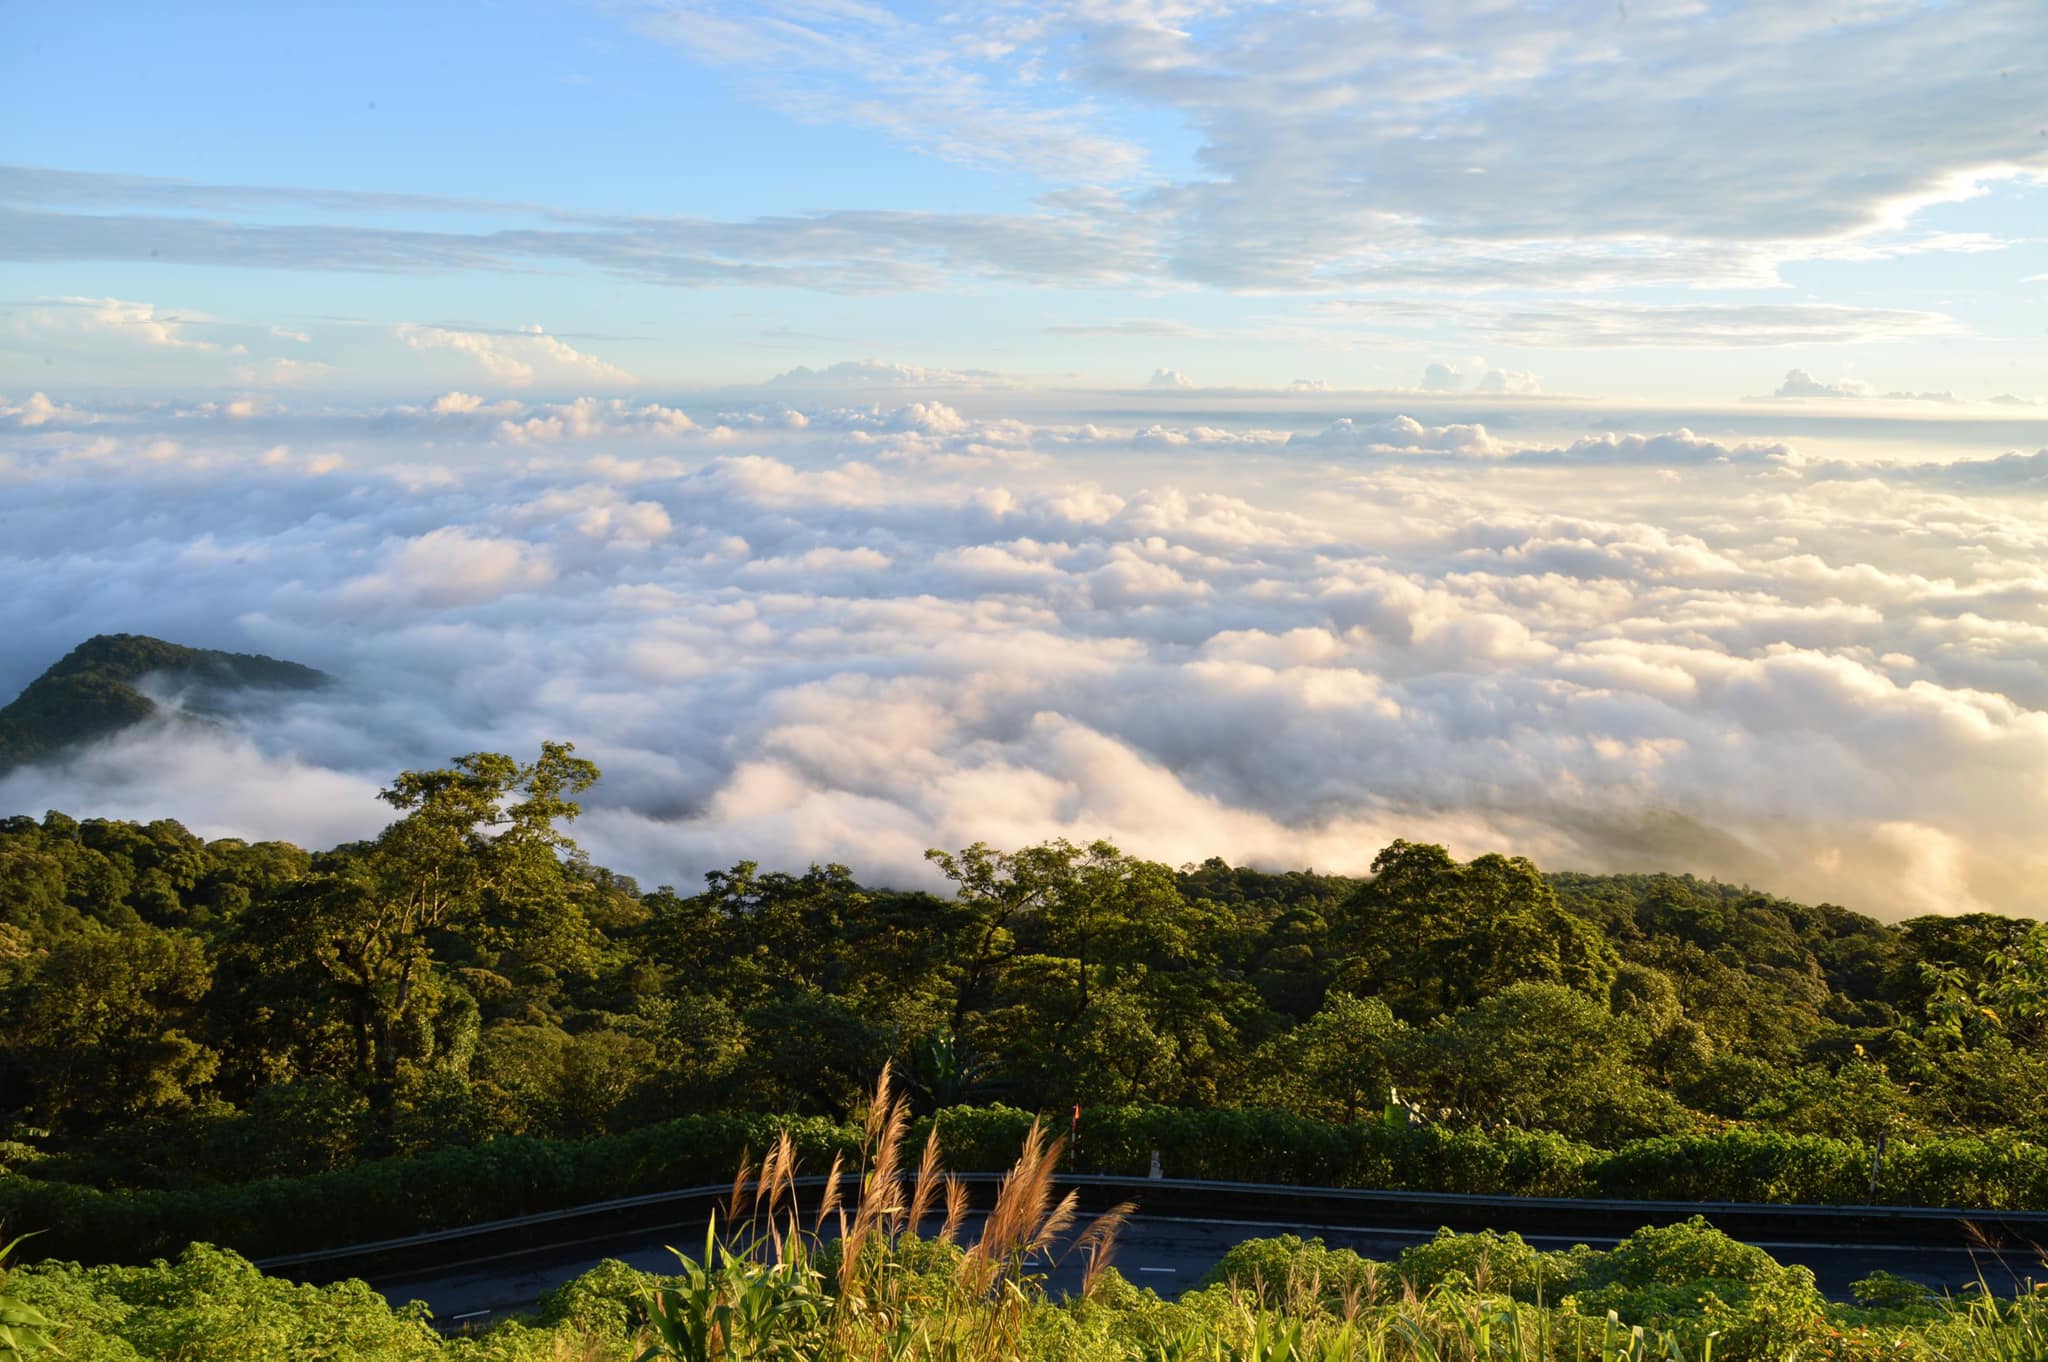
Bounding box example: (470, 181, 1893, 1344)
(5, 388, 2048, 919)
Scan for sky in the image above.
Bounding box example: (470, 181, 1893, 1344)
(4, 1, 2048, 918)
(4, 0, 2047, 399)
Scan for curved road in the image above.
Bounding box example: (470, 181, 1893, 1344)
(378, 1215, 2033, 1333)
(298, 1185, 2048, 1330)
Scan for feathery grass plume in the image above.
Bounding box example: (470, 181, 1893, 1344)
(1073, 1199, 1135, 1298)
(838, 1213, 874, 1300)
(759, 1129, 796, 1237)
(1026, 1189, 1080, 1259)
(726, 1147, 755, 1227)
(813, 1149, 846, 1236)
(961, 1119, 1068, 1300)
(904, 1126, 944, 1236)
(842, 1073, 912, 1296)
(867, 1092, 912, 1235)
(864, 1059, 895, 1145)
(938, 1175, 969, 1246)
(972, 1119, 1061, 1265)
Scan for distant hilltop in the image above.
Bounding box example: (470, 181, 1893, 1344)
(0, 633, 328, 774)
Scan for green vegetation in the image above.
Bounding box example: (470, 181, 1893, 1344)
(5, 1083, 2048, 1361)
(0, 634, 327, 773)
(14, 1103, 2048, 1267)
(9, 740, 2048, 1267)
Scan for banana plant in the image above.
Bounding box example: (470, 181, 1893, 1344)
(0, 1235, 62, 1362)
(635, 1218, 827, 1362)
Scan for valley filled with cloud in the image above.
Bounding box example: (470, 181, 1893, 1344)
(5, 384, 2046, 919)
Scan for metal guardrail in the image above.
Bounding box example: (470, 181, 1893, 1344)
(257, 1174, 2048, 1286)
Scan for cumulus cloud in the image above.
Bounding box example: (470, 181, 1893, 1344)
(6, 395, 2048, 921)
(0, 392, 93, 429)
(497, 396, 696, 444)
(23, 296, 220, 351)
(1291, 415, 1501, 457)
(1147, 368, 1196, 389)
(1420, 362, 1464, 392)
(336, 527, 557, 610)
(1509, 430, 1796, 468)
(1477, 368, 1542, 396)
(396, 323, 633, 390)
(1776, 368, 1878, 399)
(764, 359, 1011, 390)
(1769, 368, 1961, 402)
(1416, 361, 1542, 395)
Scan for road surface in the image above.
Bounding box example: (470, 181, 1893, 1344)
(367, 1205, 2042, 1332)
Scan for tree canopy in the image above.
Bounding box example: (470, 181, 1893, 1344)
(0, 744, 2035, 1195)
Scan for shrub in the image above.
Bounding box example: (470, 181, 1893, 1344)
(10, 1105, 2048, 1269)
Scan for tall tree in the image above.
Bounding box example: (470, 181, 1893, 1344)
(1335, 841, 1619, 1018)
(247, 743, 599, 1122)
(3, 922, 219, 1128)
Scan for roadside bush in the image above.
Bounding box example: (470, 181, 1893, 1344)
(6, 1243, 445, 1362)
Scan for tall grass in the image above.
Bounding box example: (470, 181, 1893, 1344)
(638, 1063, 1137, 1362)
(628, 1066, 1738, 1362)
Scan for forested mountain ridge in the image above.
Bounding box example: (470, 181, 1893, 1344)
(0, 633, 329, 773)
(5, 743, 2044, 1206)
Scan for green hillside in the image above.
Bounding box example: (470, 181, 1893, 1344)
(0, 634, 328, 772)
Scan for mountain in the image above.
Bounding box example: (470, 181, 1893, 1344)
(0, 634, 329, 773)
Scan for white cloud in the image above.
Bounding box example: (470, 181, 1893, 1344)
(1414, 360, 1541, 395)
(1420, 362, 1464, 392)
(1147, 368, 1196, 389)
(1776, 368, 1878, 399)
(1769, 368, 1961, 402)
(396, 323, 633, 390)
(26, 296, 219, 351)
(1477, 368, 1542, 396)
(1509, 430, 1795, 468)
(498, 396, 697, 444)
(0, 392, 93, 428)
(8, 394, 2048, 920)
(764, 359, 1010, 389)
(336, 527, 556, 609)
(1292, 415, 1501, 457)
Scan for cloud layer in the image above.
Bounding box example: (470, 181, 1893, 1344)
(5, 391, 2048, 919)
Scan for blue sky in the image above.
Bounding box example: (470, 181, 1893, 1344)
(3, 0, 2047, 401)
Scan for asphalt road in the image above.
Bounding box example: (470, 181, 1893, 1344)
(372, 1207, 2043, 1332)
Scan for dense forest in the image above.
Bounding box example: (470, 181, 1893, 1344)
(5, 741, 2045, 1213)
